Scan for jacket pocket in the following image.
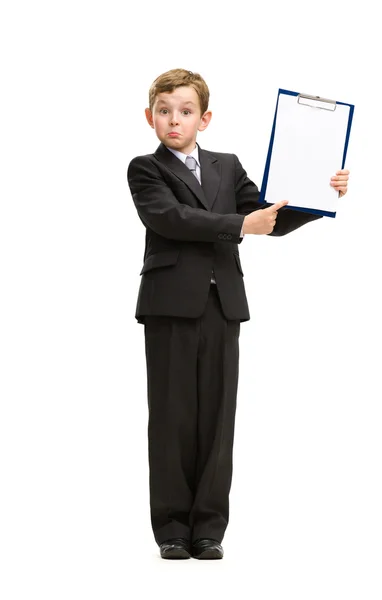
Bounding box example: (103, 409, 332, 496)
(234, 253, 244, 276)
(140, 250, 180, 275)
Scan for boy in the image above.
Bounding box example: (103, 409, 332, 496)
(127, 69, 349, 560)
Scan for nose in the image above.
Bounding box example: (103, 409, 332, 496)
(169, 112, 180, 126)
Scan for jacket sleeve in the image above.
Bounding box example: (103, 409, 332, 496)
(233, 154, 322, 236)
(128, 155, 245, 243)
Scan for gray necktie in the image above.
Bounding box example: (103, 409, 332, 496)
(185, 155, 200, 184)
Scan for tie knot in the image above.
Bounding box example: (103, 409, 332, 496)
(185, 155, 197, 171)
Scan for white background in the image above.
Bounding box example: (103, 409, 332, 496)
(1, 1, 381, 599)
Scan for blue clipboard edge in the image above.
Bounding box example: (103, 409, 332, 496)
(259, 88, 355, 218)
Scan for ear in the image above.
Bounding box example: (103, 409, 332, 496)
(198, 110, 212, 132)
(145, 108, 154, 128)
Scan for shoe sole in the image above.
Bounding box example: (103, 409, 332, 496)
(193, 549, 223, 560)
(161, 548, 191, 560)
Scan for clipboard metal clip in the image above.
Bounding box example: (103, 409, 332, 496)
(297, 93, 336, 112)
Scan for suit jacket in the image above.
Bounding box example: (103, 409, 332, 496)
(127, 142, 322, 324)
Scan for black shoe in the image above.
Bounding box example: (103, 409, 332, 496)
(191, 538, 224, 560)
(159, 538, 191, 559)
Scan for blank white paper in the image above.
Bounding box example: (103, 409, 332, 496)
(264, 93, 350, 214)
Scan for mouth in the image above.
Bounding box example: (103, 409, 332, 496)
(168, 132, 180, 137)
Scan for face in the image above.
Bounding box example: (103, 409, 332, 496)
(145, 86, 212, 155)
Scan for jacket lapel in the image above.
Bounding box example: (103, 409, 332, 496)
(154, 142, 220, 211)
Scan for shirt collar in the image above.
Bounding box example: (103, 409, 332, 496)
(166, 142, 200, 166)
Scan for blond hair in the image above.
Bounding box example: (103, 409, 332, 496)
(148, 68, 209, 116)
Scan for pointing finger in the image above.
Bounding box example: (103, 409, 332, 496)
(269, 200, 289, 211)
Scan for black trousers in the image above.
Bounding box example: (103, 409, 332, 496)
(143, 284, 241, 545)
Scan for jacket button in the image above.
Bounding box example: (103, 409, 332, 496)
(227, 234, 232, 240)
(218, 234, 223, 239)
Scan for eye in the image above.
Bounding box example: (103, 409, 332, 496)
(182, 110, 191, 115)
(159, 108, 168, 114)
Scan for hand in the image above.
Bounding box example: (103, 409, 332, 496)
(243, 200, 289, 235)
(330, 169, 350, 197)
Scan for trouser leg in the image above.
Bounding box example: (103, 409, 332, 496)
(144, 315, 199, 544)
(190, 286, 241, 543)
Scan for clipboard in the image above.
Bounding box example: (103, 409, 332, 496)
(259, 89, 355, 217)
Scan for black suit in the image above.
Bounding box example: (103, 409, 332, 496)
(127, 142, 321, 545)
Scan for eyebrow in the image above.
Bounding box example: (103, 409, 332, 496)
(156, 100, 196, 106)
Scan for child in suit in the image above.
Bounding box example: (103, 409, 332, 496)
(127, 68, 349, 560)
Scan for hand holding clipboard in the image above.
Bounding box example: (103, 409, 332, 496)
(330, 169, 350, 198)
